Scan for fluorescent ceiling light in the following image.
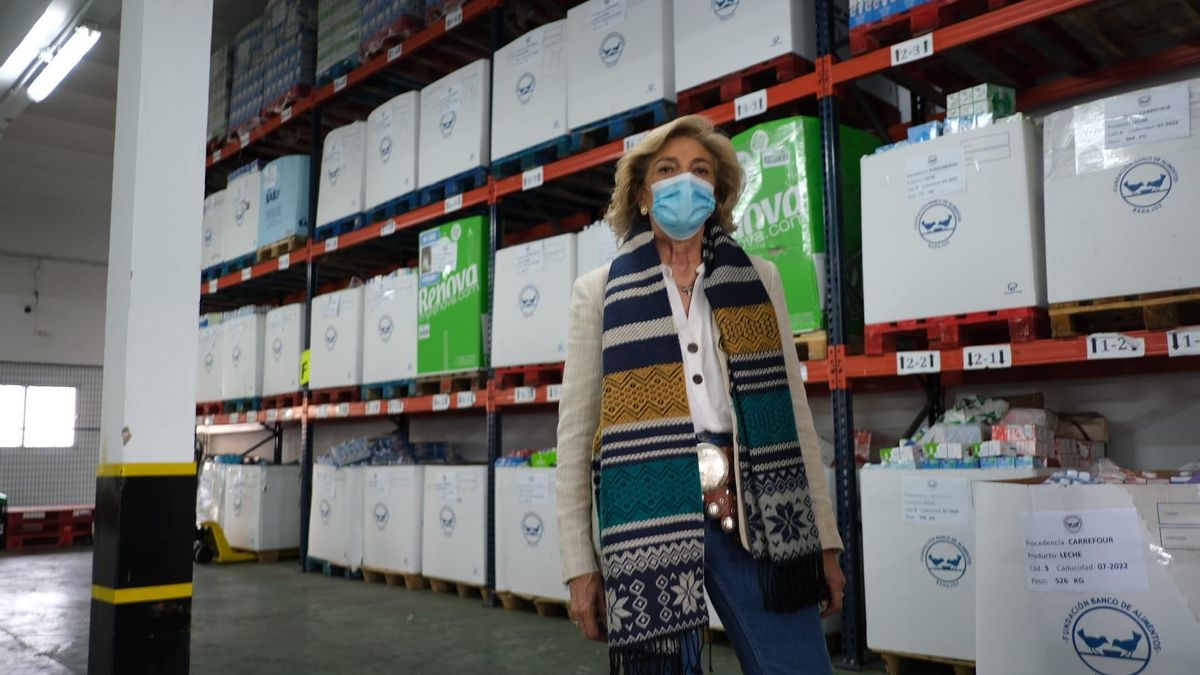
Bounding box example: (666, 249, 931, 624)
(0, 4, 69, 83)
(27, 24, 100, 103)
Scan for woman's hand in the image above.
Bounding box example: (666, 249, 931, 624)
(567, 571, 607, 641)
(821, 549, 845, 618)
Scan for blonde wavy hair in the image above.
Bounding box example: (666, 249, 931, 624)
(605, 115, 743, 237)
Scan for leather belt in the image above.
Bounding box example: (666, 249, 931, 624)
(697, 442, 738, 534)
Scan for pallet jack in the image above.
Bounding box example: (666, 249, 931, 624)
(193, 520, 257, 564)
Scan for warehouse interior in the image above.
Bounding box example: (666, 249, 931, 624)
(0, 0, 1198, 673)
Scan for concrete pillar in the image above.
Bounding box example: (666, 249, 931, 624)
(89, 1, 212, 672)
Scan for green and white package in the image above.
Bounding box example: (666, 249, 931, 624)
(732, 117, 879, 334)
(417, 216, 489, 375)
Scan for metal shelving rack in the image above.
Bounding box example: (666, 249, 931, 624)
(199, 0, 1200, 668)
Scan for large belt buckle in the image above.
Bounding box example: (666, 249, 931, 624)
(697, 442, 729, 492)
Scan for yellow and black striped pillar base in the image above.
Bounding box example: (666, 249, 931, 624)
(89, 463, 197, 674)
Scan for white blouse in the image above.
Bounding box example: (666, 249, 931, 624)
(661, 264, 734, 434)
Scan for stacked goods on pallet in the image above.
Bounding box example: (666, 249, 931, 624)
(975, 477, 1200, 674)
(224, 163, 263, 266)
(359, 0, 424, 58)
(223, 464, 302, 552)
(365, 91, 420, 214)
(491, 233, 577, 368)
(197, 314, 224, 403)
(417, 59, 491, 189)
(317, 0, 362, 83)
(732, 117, 880, 335)
(417, 216, 489, 375)
(1043, 78, 1200, 304)
(311, 285, 366, 389)
(261, 0, 317, 115)
(263, 303, 307, 397)
(424, 0, 464, 24)
(202, 190, 227, 271)
(491, 21, 569, 167)
(316, 121, 367, 230)
(309, 463, 366, 569)
(229, 18, 265, 134)
(362, 464, 425, 576)
(363, 269, 419, 386)
(575, 220, 621, 275)
(1054, 413, 1108, 469)
(860, 114, 1046, 325)
(422, 465, 489, 587)
(259, 155, 311, 252)
(849, 0, 934, 29)
(565, 0, 675, 131)
(196, 461, 230, 528)
(220, 306, 268, 401)
(672, 0, 814, 91)
(207, 45, 231, 144)
(495, 452, 569, 603)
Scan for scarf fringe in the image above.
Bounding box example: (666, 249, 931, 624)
(609, 629, 704, 675)
(758, 550, 828, 612)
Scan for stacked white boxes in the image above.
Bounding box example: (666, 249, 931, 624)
(317, 121, 368, 228)
(220, 308, 266, 400)
(975, 481, 1200, 674)
(491, 21, 569, 161)
(260, 155, 311, 246)
(310, 286, 365, 389)
(202, 190, 227, 270)
(860, 116, 1046, 324)
(363, 270, 419, 385)
(1044, 78, 1200, 303)
(225, 167, 263, 262)
(196, 462, 230, 527)
(495, 467, 569, 602)
(222, 464, 302, 552)
(861, 468, 1051, 661)
(491, 233, 577, 368)
(263, 303, 307, 397)
(418, 59, 491, 188)
(565, 0, 674, 130)
(575, 221, 621, 275)
(309, 464, 366, 568)
(208, 45, 231, 143)
(362, 465, 425, 574)
(365, 92, 421, 212)
(422, 466, 488, 586)
(317, 0, 361, 81)
(197, 314, 224, 403)
(672, 0, 815, 91)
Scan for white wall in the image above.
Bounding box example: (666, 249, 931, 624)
(0, 257, 107, 366)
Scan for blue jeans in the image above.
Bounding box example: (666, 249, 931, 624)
(688, 519, 834, 674)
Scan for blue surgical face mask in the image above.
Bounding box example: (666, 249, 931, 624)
(650, 172, 716, 241)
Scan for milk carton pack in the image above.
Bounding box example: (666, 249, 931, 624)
(316, 121, 367, 228)
(259, 155, 310, 246)
(1044, 78, 1200, 303)
(418, 59, 491, 188)
(861, 115, 1045, 325)
(421, 465, 488, 586)
(495, 467, 568, 602)
(197, 314, 224, 402)
(362, 465, 424, 574)
(575, 220, 621, 275)
(363, 269, 419, 385)
(202, 190, 227, 270)
(491, 21, 568, 162)
(223, 464, 301, 552)
(316, 0, 360, 81)
(310, 285, 365, 389)
(672, 0, 815, 92)
(263, 303, 306, 397)
(417, 216, 488, 375)
(225, 167, 262, 262)
(308, 464, 365, 568)
(491, 234, 577, 368)
(975, 480, 1200, 675)
(220, 307, 266, 400)
(365, 91, 420, 212)
(566, 0, 674, 130)
(196, 461, 230, 527)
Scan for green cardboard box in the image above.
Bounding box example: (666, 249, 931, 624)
(731, 117, 879, 334)
(417, 215, 489, 375)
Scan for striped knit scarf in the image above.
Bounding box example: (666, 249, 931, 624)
(595, 224, 826, 674)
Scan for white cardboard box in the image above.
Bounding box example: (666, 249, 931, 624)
(421, 465, 488, 586)
(365, 91, 420, 212)
(224, 169, 262, 261)
(491, 21, 569, 161)
(363, 270, 419, 385)
(196, 316, 223, 403)
(566, 0, 674, 131)
(316, 121, 367, 227)
(220, 310, 265, 400)
(575, 221, 621, 275)
(196, 461, 230, 527)
(263, 303, 306, 397)
(672, 0, 815, 92)
(310, 286, 365, 389)
(1044, 78, 1200, 302)
(861, 467, 1051, 661)
(308, 464, 365, 568)
(861, 116, 1046, 324)
(202, 190, 227, 269)
(222, 464, 301, 552)
(491, 233, 577, 368)
(495, 467, 569, 602)
(418, 59, 491, 188)
(975, 480, 1200, 675)
(362, 465, 425, 574)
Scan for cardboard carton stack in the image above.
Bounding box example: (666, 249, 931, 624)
(261, 0, 317, 114)
(207, 45, 231, 144)
(229, 19, 265, 134)
(317, 0, 362, 82)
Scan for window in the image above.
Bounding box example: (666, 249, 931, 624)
(0, 385, 77, 448)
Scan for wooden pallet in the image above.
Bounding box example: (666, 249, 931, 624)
(366, 192, 420, 226)
(256, 234, 308, 263)
(7, 505, 94, 533)
(316, 57, 360, 86)
(360, 15, 424, 59)
(417, 167, 488, 206)
(849, 0, 1018, 55)
(196, 401, 224, 416)
(224, 397, 262, 414)
(1049, 288, 1200, 338)
(305, 556, 363, 580)
(253, 548, 298, 563)
(5, 528, 92, 550)
(309, 386, 360, 406)
(865, 307, 1047, 355)
(362, 567, 429, 590)
(416, 370, 487, 397)
(361, 379, 419, 401)
(494, 363, 564, 390)
(677, 53, 812, 116)
(262, 84, 311, 117)
(315, 213, 366, 242)
(880, 650, 975, 675)
(495, 591, 570, 618)
(491, 135, 580, 178)
(260, 391, 305, 411)
(569, 100, 675, 149)
(428, 577, 485, 600)
(794, 330, 828, 361)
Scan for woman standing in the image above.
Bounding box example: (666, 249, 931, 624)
(556, 115, 845, 674)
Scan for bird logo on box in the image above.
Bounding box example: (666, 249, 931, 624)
(915, 199, 961, 248)
(516, 72, 536, 104)
(440, 111, 457, 138)
(1064, 514, 1084, 534)
(439, 506, 457, 536)
(324, 326, 338, 351)
(599, 32, 625, 67)
(272, 338, 283, 360)
(378, 315, 394, 342)
(204, 352, 214, 372)
(1069, 602, 1157, 675)
(379, 136, 393, 163)
(920, 535, 970, 587)
(373, 503, 389, 530)
(518, 285, 540, 317)
(319, 499, 332, 524)
(712, 0, 739, 20)
(231, 345, 242, 367)
(1115, 157, 1177, 213)
(327, 166, 341, 186)
(521, 512, 544, 546)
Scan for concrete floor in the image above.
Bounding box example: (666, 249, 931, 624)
(0, 549, 898, 674)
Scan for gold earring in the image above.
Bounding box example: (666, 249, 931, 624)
(639, 204, 648, 216)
